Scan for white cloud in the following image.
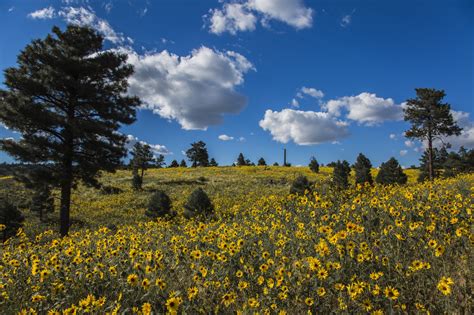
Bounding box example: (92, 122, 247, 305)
(207, 0, 313, 34)
(8, 7, 14, 13)
(400, 150, 408, 156)
(126, 46, 254, 130)
(340, 14, 351, 27)
(209, 3, 257, 35)
(323, 92, 403, 125)
(218, 134, 234, 141)
(291, 98, 299, 107)
(389, 133, 397, 140)
(238, 136, 246, 142)
(404, 140, 415, 148)
(297, 86, 324, 99)
(126, 134, 172, 156)
(28, 7, 55, 19)
(441, 110, 474, 149)
(259, 109, 349, 145)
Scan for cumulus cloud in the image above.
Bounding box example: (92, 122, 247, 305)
(218, 134, 234, 141)
(441, 111, 474, 149)
(207, 0, 313, 35)
(28, 7, 55, 19)
(126, 135, 171, 156)
(404, 140, 415, 148)
(291, 98, 299, 107)
(126, 46, 254, 130)
(389, 133, 397, 140)
(259, 109, 349, 145)
(238, 136, 246, 142)
(323, 92, 404, 125)
(400, 150, 408, 156)
(297, 86, 324, 99)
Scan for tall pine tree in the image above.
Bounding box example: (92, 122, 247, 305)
(0, 26, 140, 236)
(354, 153, 373, 185)
(186, 141, 209, 167)
(404, 88, 462, 181)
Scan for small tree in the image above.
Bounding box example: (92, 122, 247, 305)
(184, 188, 214, 219)
(237, 153, 247, 166)
(257, 158, 266, 166)
(146, 190, 175, 218)
(418, 148, 445, 182)
(290, 175, 311, 195)
(179, 159, 187, 167)
(308, 157, 319, 173)
(354, 153, 373, 185)
(273, 162, 279, 166)
(130, 142, 154, 181)
(169, 160, 179, 168)
(404, 88, 462, 181)
(245, 159, 254, 166)
(209, 158, 218, 167)
(30, 184, 55, 221)
(132, 167, 142, 190)
(155, 154, 166, 168)
(333, 160, 350, 189)
(376, 157, 407, 185)
(0, 198, 24, 242)
(186, 141, 209, 167)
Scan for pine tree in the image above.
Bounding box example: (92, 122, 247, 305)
(155, 154, 165, 168)
(183, 188, 214, 219)
(169, 160, 179, 168)
(130, 142, 154, 180)
(258, 158, 267, 166)
(186, 141, 209, 167)
(0, 197, 24, 242)
(0, 25, 139, 236)
(209, 158, 218, 167)
(131, 167, 143, 190)
(308, 157, 319, 173)
(146, 190, 175, 218)
(333, 160, 350, 189)
(237, 153, 246, 166)
(290, 175, 311, 195)
(30, 184, 55, 221)
(179, 159, 187, 167)
(376, 157, 407, 185)
(418, 148, 445, 182)
(404, 88, 462, 181)
(273, 162, 279, 166)
(354, 153, 373, 185)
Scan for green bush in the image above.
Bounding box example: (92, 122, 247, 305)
(308, 157, 319, 173)
(290, 175, 311, 195)
(184, 188, 214, 219)
(376, 157, 408, 185)
(0, 198, 24, 242)
(146, 190, 175, 218)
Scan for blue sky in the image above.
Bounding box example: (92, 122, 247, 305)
(0, 0, 473, 167)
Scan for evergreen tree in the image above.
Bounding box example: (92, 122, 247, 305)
(376, 157, 408, 185)
(30, 184, 54, 221)
(404, 88, 462, 181)
(354, 153, 373, 185)
(258, 158, 267, 166)
(237, 153, 247, 166)
(169, 160, 179, 168)
(131, 167, 142, 190)
(273, 162, 279, 166)
(245, 158, 254, 166)
(179, 159, 187, 167)
(130, 142, 154, 180)
(155, 154, 165, 168)
(146, 190, 175, 218)
(308, 157, 319, 173)
(418, 148, 445, 182)
(0, 197, 24, 242)
(333, 160, 350, 189)
(183, 188, 214, 219)
(0, 25, 139, 236)
(186, 141, 209, 167)
(209, 158, 218, 167)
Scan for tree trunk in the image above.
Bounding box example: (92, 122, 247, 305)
(141, 167, 144, 182)
(427, 135, 434, 181)
(59, 155, 72, 236)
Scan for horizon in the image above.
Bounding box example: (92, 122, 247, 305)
(1, 0, 473, 167)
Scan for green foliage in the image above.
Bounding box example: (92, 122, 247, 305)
(376, 157, 408, 185)
(146, 190, 175, 218)
(258, 158, 267, 166)
(290, 175, 311, 195)
(132, 168, 142, 191)
(308, 157, 319, 173)
(333, 160, 351, 189)
(186, 141, 209, 167)
(183, 188, 214, 219)
(354, 153, 373, 185)
(0, 197, 24, 242)
(131, 142, 155, 174)
(404, 88, 462, 180)
(155, 154, 165, 168)
(209, 158, 218, 167)
(419, 146, 474, 181)
(179, 160, 188, 167)
(237, 153, 247, 166)
(0, 25, 139, 236)
(169, 160, 179, 168)
(30, 185, 54, 221)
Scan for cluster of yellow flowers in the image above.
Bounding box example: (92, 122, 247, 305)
(0, 169, 472, 314)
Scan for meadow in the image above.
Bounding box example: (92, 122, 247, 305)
(0, 167, 472, 314)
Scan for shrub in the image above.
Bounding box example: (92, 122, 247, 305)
(184, 188, 214, 219)
(290, 175, 311, 195)
(354, 153, 373, 185)
(308, 157, 319, 173)
(258, 158, 266, 166)
(30, 185, 54, 221)
(376, 157, 408, 185)
(0, 198, 24, 242)
(100, 185, 123, 195)
(146, 190, 175, 218)
(333, 160, 350, 189)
